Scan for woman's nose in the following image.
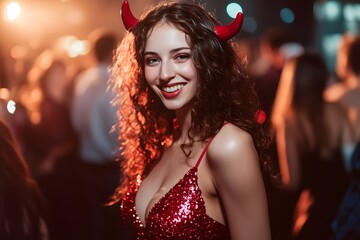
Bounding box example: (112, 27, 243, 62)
(160, 60, 175, 81)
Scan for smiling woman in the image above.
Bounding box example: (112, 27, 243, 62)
(144, 23, 198, 110)
(111, 1, 272, 239)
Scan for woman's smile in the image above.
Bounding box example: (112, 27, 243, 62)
(144, 22, 198, 110)
(160, 83, 187, 98)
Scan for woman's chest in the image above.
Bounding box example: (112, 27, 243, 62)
(121, 168, 228, 239)
(135, 161, 196, 223)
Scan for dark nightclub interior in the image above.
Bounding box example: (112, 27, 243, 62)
(1, 0, 359, 239)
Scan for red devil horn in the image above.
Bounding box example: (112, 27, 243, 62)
(214, 12, 243, 41)
(121, 0, 139, 30)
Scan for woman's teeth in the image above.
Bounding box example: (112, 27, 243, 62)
(162, 84, 185, 93)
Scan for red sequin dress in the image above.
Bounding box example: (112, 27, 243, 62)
(120, 140, 230, 239)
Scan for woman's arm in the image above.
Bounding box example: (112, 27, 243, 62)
(276, 118, 301, 191)
(208, 123, 271, 240)
(332, 102, 357, 171)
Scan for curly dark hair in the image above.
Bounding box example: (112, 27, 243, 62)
(111, 1, 271, 201)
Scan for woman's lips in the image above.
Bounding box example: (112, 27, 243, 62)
(160, 83, 186, 99)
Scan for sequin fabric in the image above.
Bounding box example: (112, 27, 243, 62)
(120, 167, 230, 240)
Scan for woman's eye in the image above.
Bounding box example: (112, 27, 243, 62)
(145, 58, 159, 65)
(175, 54, 190, 62)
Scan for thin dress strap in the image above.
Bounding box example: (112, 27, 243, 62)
(195, 138, 214, 168)
(194, 122, 230, 168)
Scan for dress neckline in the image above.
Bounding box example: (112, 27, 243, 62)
(135, 137, 215, 225)
(138, 167, 197, 227)
(133, 167, 225, 228)
(134, 127, 227, 227)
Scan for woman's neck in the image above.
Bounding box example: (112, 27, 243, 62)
(174, 104, 193, 144)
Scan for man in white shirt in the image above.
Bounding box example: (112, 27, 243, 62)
(71, 29, 122, 240)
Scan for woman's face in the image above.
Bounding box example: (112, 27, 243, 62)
(144, 22, 198, 111)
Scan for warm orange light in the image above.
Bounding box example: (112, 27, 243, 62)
(0, 88, 10, 99)
(4, 2, 21, 21)
(58, 36, 90, 58)
(10, 45, 28, 59)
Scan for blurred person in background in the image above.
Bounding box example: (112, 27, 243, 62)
(71, 29, 122, 240)
(251, 26, 292, 119)
(15, 49, 83, 240)
(272, 52, 354, 239)
(324, 33, 357, 103)
(251, 26, 304, 240)
(332, 35, 360, 239)
(17, 49, 77, 177)
(336, 35, 360, 150)
(0, 118, 48, 240)
(233, 37, 259, 72)
(325, 33, 359, 172)
(332, 142, 360, 240)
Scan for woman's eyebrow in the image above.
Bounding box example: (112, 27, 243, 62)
(169, 47, 190, 53)
(144, 47, 190, 56)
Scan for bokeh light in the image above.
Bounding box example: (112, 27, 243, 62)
(4, 2, 21, 21)
(242, 16, 258, 33)
(0, 88, 10, 100)
(7, 100, 16, 114)
(59, 36, 90, 58)
(226, 2, 243, 19)
(280, 8, 295, 24)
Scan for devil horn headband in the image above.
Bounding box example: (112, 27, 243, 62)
(121, 0, 139, 31)
(121, 0, 243, 41)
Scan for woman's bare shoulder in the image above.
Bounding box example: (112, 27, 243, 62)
(205, 123, 265, 204)
(207, 123, 258, 167)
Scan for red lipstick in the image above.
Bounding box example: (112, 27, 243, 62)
(160, 83, 185, 99)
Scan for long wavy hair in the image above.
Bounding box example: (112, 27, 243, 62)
(272, 52, 330, 149)
(111, 1, 271, 201)
(0, 119, 46, 239)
